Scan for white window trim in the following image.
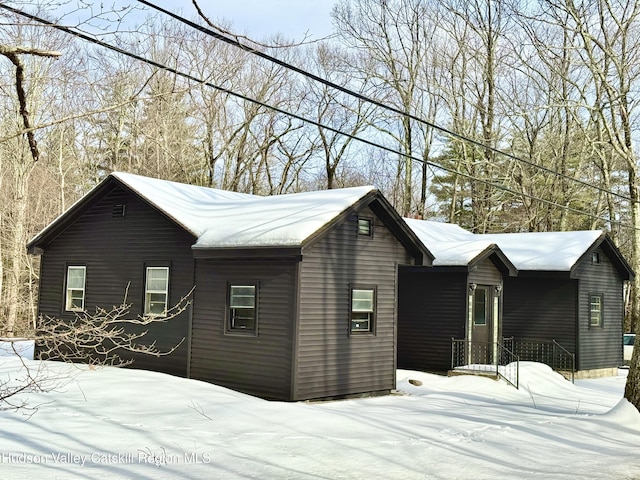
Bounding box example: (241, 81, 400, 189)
(145, 267, 169, 316)
(228, 284, 258, 333)
(350, 287, 376, 334)
(589, 293, 603, 328)
(65, 266, 86, 312)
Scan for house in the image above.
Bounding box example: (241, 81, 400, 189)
(27, 172, 432, 401)
(477, 230, 634, 377)
(400, 220, 634, 378)
(398, 220, 517, 373)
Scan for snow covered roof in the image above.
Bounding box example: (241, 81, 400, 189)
(405, 219, 607, 271)
(111, 172, 382, 248)
(404, 218, 474, 243)
(404, 219, 498, 267)
(405, 218, 514, 269)
(29, 172, 430, 263)
(425, 240, 504, 267)
(475, 231, 604, 271)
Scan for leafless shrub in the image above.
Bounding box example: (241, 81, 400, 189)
(35, 289, 193, 367)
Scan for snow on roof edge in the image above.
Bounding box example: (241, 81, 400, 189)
(404, 218, 608, 271)
(30, 172, 382, 251)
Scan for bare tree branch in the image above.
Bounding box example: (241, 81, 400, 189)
(190, 0, 334, 49)
(0, 44, 62, 162)
(0, 88, 190, 145)
(36, 288, 193, 367)
(0, 342, 64, 416)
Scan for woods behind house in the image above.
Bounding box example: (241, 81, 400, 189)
(2, 0, 640, 337)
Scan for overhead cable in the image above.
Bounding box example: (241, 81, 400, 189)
(0, 3, 633, 230)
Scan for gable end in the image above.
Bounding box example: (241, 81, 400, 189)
(301, 190, 432, 266)
(571, 234, 634, 281)
(27, 176, 197, 255)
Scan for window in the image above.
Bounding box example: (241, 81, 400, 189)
(589, 294, 603, 327)
(592, 251, 601, 265)
(357, 217, 373, 237)
(65, 266, 86, 311)
(351, 288, 375, 333)
(228, 285, 257, 333)
(473, 286, 488, 326)
(145, 267, 169, 316)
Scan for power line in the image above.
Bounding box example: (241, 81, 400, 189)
(137, 0, 636, 206)
(0, 3, 635, 230)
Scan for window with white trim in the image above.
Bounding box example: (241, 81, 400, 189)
(65, 266, 86, 311)
(228, 284, 257, 333)
(145, 267, 169, 316)
(589, 294, 603, 328)
(351, 288, 375, 333)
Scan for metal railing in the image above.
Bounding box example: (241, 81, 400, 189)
(451, 339, 519, 388)
(503, 337, 575, 383)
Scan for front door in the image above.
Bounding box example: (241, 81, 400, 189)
(470, 285, 493, 364)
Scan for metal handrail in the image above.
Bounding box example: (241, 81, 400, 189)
(553, 339, 576, 383)
(451, 339, 519, 388)
(505, 337, 575, 383)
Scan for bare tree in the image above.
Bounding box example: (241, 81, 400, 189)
(436, 0, 511, 232)
(332, 0, 432, 215)
(535, 0, 640, 410)
(302, 42, 378, 189)
(0, 14, 67, 336)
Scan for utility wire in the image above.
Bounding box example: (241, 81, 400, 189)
(137, 0, 636, 205)
(0, 3, 635, 230)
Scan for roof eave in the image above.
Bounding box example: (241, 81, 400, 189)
(367, 195, 434, 266)
(109, 174, 201, 239)
(569, 233, 635, 280)
(468, 244, 518, 277)
(191, 245, 303, 260)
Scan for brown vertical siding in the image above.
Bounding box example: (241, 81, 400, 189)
(294, 207, 412, 400)
(189, 259, 296, 400)
(36, 186, 195, 377)
(398, 268, 467, 372)
(573, 248, 625, 370)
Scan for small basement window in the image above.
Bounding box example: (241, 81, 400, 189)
(145, 267, 169, 316)
(228, 285, 257, 333)
(65, 266, 86, 311)
(351, 287, 375, 334)
(589, 294, 603, 328)
(357, 217, 373, 237)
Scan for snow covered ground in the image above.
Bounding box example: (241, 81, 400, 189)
(0, 339, 34, 359)
(0, 358, 638, 479)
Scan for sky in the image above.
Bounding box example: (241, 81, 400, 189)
(0, 350, 639, 479)
(141, 0, 337, 42)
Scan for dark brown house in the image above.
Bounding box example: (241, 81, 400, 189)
(27, 172, 432, 401)
(479, 230, 634, 377)
(398, 219, 517, 372)
(400, 220, 634, 377)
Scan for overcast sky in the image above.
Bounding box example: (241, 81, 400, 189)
(147, 0, 337, 41)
